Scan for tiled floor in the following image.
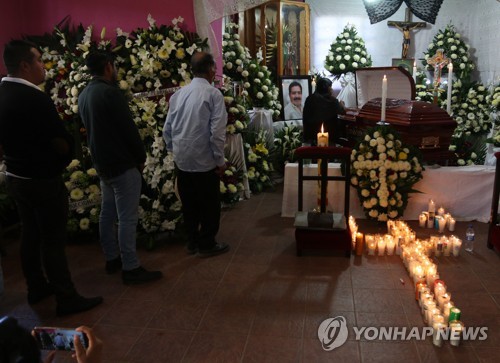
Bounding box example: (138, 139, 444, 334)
(1, 184, 499, 362)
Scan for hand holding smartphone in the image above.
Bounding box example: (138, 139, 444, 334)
(33, 327, 88, 351)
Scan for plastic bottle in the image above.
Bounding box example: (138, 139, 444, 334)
(465, 224, 475, 253)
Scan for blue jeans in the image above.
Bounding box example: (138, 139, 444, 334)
(99, 168, 141, 271)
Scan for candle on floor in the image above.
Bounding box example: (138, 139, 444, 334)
(438, 217, 447, 233)
(317, 123, 329, 147)
(355, 232, 364, 256)
(419, 213, 427, 228)
(449, 217, 456, 232)
(428, 199, 436, 213)
(366, 235, 376, 255)
(437, 206, 445, 216)
(432, 322, 446, 347)
(452, 237, 462, 257)
(448, 307, 461, 322)
(386, 236, 396, 255)
(377, 236, 386, 256)
(449, 320, 464, 347)
(442, 301, 454, 321)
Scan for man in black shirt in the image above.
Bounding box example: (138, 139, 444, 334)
(0, 40, 102, 315)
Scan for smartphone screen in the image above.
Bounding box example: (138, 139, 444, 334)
(33, 327, 88, 351)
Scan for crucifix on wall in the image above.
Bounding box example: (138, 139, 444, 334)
(388, 8, 426, 59)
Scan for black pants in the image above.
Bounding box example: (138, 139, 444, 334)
(176, 167, 221, 250)
(6, 175, 77, 302)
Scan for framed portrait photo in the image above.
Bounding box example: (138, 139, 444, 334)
(279, 75, 312, 120)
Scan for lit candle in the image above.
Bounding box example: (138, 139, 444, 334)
(377, 236, 386, 256)
(447, 62, 453, 114)
(355, 232, 364, 256)
(419, 213, 427, 228)
(438, 217, 446, 234)
(432, 322, 446, 347)
(449, 320, 464, 347)
(426, 273, 439, 288)
(448, 307, 461, 322)
(317, 123, 329, 147)
(412, 60, 417, 84)
(442, 301, 454, 321)
(366, 235, 376, 255)
(311, 78, 317, 93)
(449, 218, 456, 232)
(381, 75, 387, 121)
(435, 238, 443, 257)
(428, 199, 436, 213)
(386, 236, 395, 255)
(452, 237, 462, 257)
(437, 207, 445, 216)
(438, 292, 451, 310)
(434, 280, 446, 297)
(443, 237, 452, 256)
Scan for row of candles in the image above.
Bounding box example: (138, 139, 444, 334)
(349, 218, 465, 347)
(348, 225, 464, 258)
(419, 200, 456, 232)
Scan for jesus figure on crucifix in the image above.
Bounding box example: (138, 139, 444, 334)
(388, 8, 426, 59)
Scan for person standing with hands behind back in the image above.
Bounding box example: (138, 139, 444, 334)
(78, 50, 162, 285)
(163, 52, 229, 257)
(0, 40, 103, 316)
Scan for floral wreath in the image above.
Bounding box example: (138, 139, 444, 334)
(350, 126, 424, 222)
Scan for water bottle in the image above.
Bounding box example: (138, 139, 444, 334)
(465, 224, 475, 253)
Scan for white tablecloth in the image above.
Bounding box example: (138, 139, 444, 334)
(281, 163, 496, 222)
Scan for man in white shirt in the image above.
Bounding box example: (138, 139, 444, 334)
(163, 52, 229, 257)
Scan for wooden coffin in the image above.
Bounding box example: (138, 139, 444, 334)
(339, 67, 456, 165)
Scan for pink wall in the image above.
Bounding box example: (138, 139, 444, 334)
(1, 0, 223, 76)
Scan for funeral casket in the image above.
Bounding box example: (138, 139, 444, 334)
(339, 67, 456, 165)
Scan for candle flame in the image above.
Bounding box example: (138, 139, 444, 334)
(414, 60, 416, 67)
(321, 123, 324, 133)
(383, 74, 387, 80)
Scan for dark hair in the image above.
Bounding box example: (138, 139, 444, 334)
(86, 50, 115, 76)
(316, 78, 333, 95)
(0, 316, 41, 363)
(288, 81, 302, 94)
(190, 52, 215, 76)
(3, 40, 38, 74)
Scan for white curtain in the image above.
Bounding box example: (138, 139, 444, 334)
(193, 0, 268, 54)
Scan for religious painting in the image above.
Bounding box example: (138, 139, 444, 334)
(392, 58, 415, 74)
(279, 75, 311, 120)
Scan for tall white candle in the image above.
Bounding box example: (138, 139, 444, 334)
(447, 63, 453, 114)
(428, 199, 436, 213)
(412, 61, 417, 84)
(381, 75, 387, 121)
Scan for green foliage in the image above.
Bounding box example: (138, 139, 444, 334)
(273, 123, 303, 174)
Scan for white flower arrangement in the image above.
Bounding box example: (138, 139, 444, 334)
(351, 127, 424, 222)
(324, 24, 372, 77)
(424, 23, 474, 80)
(64, 159, 101, 234)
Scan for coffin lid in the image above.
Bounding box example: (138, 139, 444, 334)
(355, 66, 416, 108)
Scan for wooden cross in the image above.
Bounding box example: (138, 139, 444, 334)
(426, 49, 450, 104)
(388, 8, 426, 59)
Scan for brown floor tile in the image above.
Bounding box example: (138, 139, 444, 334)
(415, 342, 480, 363)
(126, 329, 193, 363)
(250, 305, 305, 338)
(183, 332, 247, 363)
(1, 185, 498, 362)
(359, 341, 420, 363)
(198, 302, 257, 335)
(243, 335, 302, 363)
(302, 339, 361, 363)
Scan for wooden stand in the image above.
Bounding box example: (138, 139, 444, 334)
(487, 152, 500, 251)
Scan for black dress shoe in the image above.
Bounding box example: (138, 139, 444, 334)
(197, 243, 230, 258)
(105, 257, 122, 274)
(122, 266, 163, 285)
(27, 286, 54, 305)
(56, 295, 103, 316)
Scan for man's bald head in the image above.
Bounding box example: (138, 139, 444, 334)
(191, 52, 215, 77)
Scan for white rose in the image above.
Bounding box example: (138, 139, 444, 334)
(344, 55, 350, 61)
(339, 64, 346, 70)
(352, 62, 358, 68)
(336, 55, 341, 61)
(347, 39, 352, 44)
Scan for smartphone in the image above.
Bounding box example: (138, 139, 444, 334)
(33, 327, 88, 351)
